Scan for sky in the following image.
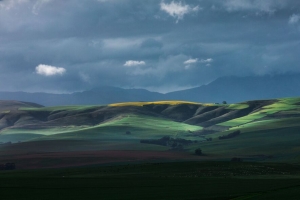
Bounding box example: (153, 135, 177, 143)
(0, 0, 300, 93)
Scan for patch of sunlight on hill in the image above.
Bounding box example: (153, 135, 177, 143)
(109, 101, 208, 107)
(99, 114, 202, 129)
(96, 114, 203, 136)
(229, 117, 300, 132)
(1, 114, 203, 142)
(1, 110, 10, 113)
(218, 98, 300, 128)
(226, 104, 249, 109)
(19, 105, 102, 112)
(0, 125, 91, 136)
(218, 112, 267, 127)
(49, 114, 204, 141)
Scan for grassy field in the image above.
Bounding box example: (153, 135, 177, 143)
(19, 105, 103, 112)
(189, 126, 300, 162)
(1, 98, 300, 162)
(1, 161, 300, 200)
(1, 98, 300, 199)
(0, 114, 203, 142)
(108, 100, 204, 106)
(218, 97, 300, 127)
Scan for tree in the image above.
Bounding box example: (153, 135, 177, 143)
(222, 101, 227, 104)
(195, 148, 202, 156)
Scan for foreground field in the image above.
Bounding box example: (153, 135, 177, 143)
(1, 98, 300, 199)
(1, 162, 300, 200)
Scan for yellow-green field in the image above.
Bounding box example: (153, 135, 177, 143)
(109, 100, 204, 107)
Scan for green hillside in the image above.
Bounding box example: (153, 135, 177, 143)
(1, 98, 300, 163)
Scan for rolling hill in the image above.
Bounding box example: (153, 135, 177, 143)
(1, 97, 300, 166)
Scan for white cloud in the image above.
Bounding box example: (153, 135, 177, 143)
(289, 14, 300, 24)
(184, 58, 198, 64)
(184, 58, 213, 69)
(200, 58, 213, 63)
(223, 0, 285, 14)
(35, 64, 66, 76)
(124, 60, 146, 67)
(160, 1, 200, 22)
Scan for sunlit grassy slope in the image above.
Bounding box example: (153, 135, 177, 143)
(108, 101, 204, 107)
(1, 98, 300, 142)
(188, 97, 300, 162)
(1, 100, 217, 143)
(218, 97, 300, 128)
(20, 105, 102, 112)
(1, 98, 300, 162)
(0, 114, 203, 143)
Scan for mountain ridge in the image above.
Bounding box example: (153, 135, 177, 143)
(1, 74, 300, 106)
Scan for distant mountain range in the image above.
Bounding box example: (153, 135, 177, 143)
(166, 73, 300, 103)
(1, 74, 300, 106)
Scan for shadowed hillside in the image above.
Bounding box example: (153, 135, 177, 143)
(1, 97, 300, 165)
(0, 100, 275, 138)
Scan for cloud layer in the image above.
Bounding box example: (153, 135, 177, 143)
(223, 0, 286, 13)
(0, 0, 299, 93)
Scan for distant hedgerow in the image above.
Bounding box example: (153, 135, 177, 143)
(219, 130, 241, 140)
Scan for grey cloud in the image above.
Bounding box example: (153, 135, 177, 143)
(289, 14, 300, 24)
(222, 0, 287, 13)
(140, 39, 163, 49)
(0, 0, 299, 93)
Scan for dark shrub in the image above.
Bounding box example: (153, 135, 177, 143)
(219, 130, 241, 140)
(231, 157, 242, 162)
(4, 163, 15, 170)
(161, 136, 171, 141)
(140, 136, 194, 148)
(171, 142, 178, 148)
(125, 131, 131, 135)
(195, 148, 202, 155)
(175, 144, 183, 150)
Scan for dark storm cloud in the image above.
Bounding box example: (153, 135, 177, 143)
(0, 0, 299, 93)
